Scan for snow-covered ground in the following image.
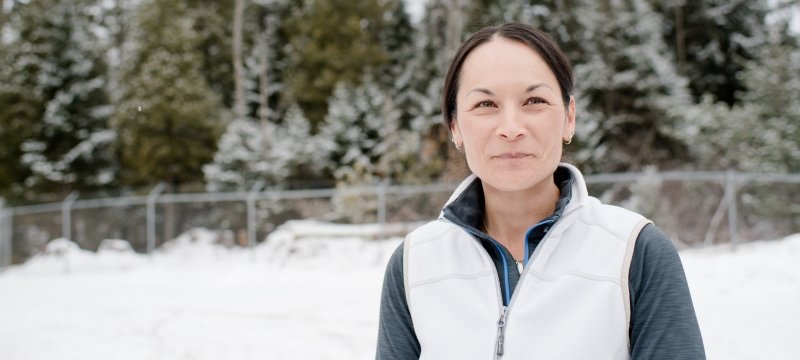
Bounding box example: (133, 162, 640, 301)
(0, 222, 798, 360)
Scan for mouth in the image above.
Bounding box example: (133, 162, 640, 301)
(493, 152, 532, 159)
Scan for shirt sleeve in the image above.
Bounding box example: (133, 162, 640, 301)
(629, 224, 706, 359)
(375, 242, 421, 360)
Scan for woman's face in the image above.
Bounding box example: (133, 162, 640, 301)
(451, 36, 575, 194)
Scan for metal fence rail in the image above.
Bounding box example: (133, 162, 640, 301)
(1, 170, 799, 269)
(585, 170, 800, 246)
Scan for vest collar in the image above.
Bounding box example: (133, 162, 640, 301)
(440, 163, 584, 233)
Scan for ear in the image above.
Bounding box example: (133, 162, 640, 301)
(563, 96, 576, 142)
(450, 118, 463, 146)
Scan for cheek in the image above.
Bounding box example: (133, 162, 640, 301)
(454, 117, 479, 140)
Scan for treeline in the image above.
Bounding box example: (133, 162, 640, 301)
(1, 0, 798, 206)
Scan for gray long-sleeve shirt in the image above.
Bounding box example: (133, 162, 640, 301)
(375, 168, 705, 359)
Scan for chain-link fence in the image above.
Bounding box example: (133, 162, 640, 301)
(2, 170, 799, 269)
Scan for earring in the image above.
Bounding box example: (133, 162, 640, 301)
(564, 131, 574, 145)
(452, 138, 462, 150)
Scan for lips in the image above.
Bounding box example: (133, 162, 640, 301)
(493, 152, 532, 159)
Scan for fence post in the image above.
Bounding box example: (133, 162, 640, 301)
(247, 181, 265, 251)
(0, 200, 10, 270)
(377, 180, 389, 240)
(147, 182, 166, 254)
(61, 192, 79, 241)
(725, 170, 739, 248)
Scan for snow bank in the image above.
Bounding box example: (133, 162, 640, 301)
(682, 234, 800, 360)
(0, 223, 797, 359)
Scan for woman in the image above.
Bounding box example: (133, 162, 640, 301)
(376, 23, 705, 359)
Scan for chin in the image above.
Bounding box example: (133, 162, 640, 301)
(475, 158, 560, 193)
(479, 171, 546, 193)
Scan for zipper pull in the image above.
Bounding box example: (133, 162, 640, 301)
(496, 306, 508, 356)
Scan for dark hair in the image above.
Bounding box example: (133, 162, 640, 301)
(442, 23, 574, 128)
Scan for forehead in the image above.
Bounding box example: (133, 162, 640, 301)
(459, 36, 558, 92)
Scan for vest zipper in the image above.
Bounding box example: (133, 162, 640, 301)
(479, 240, 505, 360)
(495, 306, 508, 357)
(496, 212, 575, 357)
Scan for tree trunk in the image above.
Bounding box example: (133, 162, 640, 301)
(674, 3, 686, 71)
(232, 0, 246, 119)
(258, 25, 271, 126)
(0, 2, 7, 32)
(444, 0, 469, 60)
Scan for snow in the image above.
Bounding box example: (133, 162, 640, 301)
(402, 0, 427, 23)
(1, 222, 798, 359)
(682, 234, 800, 360)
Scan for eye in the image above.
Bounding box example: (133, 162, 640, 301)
(524, 97, 548, 106)
(473, 100, 496, 109)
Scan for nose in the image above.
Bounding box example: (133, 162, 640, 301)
(495, 107, 526, 141)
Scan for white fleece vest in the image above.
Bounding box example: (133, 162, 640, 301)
(404, 164, 651, 359)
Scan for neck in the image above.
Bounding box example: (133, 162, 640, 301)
(482, 177, 560, 260)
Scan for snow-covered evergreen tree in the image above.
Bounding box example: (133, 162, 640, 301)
(2, 0, 115, 196)
(203, 118, 268, 192)
(392, 0, 469, 182)
(468, 0, 530, 26)
(319, 75, 402, 184)
(674, 19, 800, 173)
(272, 104, 326, 185)
(0, 4, 38, 200)
(568, 0, 692, 172)
(651, 0, 770, 105)
(0, 73, 38, 201)
(375, 0, 415, 90)
(735, 27, 799, 172)
(281, 0, 394, 127)
(370, 0, 449, 184)
(111, 0, 223, 188)
(205, 104, 323, 191)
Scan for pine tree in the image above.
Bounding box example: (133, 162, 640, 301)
(0, 74, 39, 202)
(281, 0, 392, 127)
(1, 0, 114, 199)
(676, 19, 800, 173)
(368, 0, 445, 184)
(374, 0, 415, 91)
(271, 104, 325, 186)
(246, 0, 291, 124)
(205, 103, 323, 191)
(204, 0, 328, 191)
(203, 118, 267, 192)
(733, 33, 800, 173)
(111, 0, 224, 189)
(472, 1, 580, 61)
(567, 0, 692, 172)
(0, 2, 37, 201)
(468, 0, 528, 26)
(395, 0, 470, 183)
(319, 75, 402, 184)
(651, 0, 769, 106)
(182, 0, 235, 109)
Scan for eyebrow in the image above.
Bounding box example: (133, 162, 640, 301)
(525, 84, 551, 92)
(466, 83, 552, 96)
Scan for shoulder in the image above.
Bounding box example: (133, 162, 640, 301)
(632, 224, 682, 271)
(408, 219, 460, 236)
(385, 240, 404, 278)
(405, 219, 464, 247)
(628, 224, 706, 358)
(581, 198, 648, 228)
(629, 223, 690, 300)
(377, 241, 422, 359)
